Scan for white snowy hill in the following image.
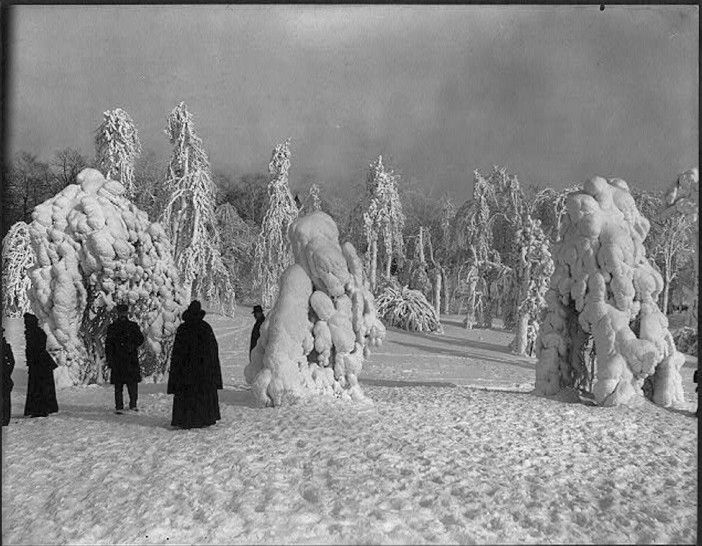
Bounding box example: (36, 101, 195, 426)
(2, 306, 697, 544)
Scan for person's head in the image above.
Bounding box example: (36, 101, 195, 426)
(115, 303, 129, 319)
(183, 300, 205, 322)
(252, 305, 264, 321)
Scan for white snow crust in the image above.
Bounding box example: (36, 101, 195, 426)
(2, 310, 696, 544)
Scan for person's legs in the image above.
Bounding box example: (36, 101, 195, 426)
(127, 382, 138, 410)
(114, 383, 124, 411)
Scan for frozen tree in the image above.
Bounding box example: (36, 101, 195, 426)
(1, 222, 35, 317)
(363, 155, 405, 292)
(94, 108, 142, 198)
(662, 168, 698, 327)
(510, 216, 554, 356)
(535, 176, 685, 408)
(245, 211, 385, 406)
(160, 102, 234, 313)
(253, 139, 299, 308)
(302, 183, 323, 214)
(216, 202, 257, 295)
(27, 168, 186, 386)
(375, 277, 442, 333)
(529, 185, 580, 243)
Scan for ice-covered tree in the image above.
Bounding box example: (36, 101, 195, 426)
(363, 155, 405, 292)
(510, 216, 554, 356)
(253, 139, 299, 308)
(28, 168, 186, 386)
(216, 202, 257, 295)
(95, 108, 141, 198)
(160, 102, 234, 313)
(1, 222, 35, 317)
(302, 183, 322, 214)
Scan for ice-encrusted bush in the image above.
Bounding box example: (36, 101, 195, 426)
(375, 278, 443, 333)
(28, 168, 186, 385)
(535, 176, 686, 408)
(245, 211, 385, 406)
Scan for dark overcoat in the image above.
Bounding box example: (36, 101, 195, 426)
(167, 309, 222, 428)
(24, 319, 59, 417)
(105, 318, 145, 384)
(2, 337, 15, 426)
(250, 317, 265, 352)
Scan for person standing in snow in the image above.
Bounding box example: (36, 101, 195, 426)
(2, 328, 15, 426)
(250, 305, 265, 353)
(167, 301, 223, 429)
(23, 313, 59, 418)
(105, 303, 145, 414)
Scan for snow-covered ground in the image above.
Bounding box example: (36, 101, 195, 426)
(2, 307, 697, 544)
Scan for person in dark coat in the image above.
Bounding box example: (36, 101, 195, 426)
(2, 327, 15, 426)
(105, 303, 145, 414)
(23, 313, 59, 417)
(167, 301, 223, 429)
(250, 305, 265, 353)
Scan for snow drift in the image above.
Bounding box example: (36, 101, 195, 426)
(535, 176, 686, 407)
(27, 168, 186, 386)
(245, 211, 386, 406)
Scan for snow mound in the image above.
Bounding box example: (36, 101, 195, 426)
(27, 168, 186, 384)
(245, 211, 386, 406)
(535, 176, 686, 407)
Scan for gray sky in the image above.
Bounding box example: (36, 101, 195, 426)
(7, 5, 698, 201)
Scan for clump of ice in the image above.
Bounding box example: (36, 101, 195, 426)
(245, 211, 386, 406)
(27, 168, 186, 384)
(535, 176, 686, 407)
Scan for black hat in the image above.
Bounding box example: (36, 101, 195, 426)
(252, 305, 263, 314)
(183, 300, 205, 321)
(115, 303, 128, 313)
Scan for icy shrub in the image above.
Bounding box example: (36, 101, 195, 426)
(534, 176, 686, 407)
(2, 222, 35, 317)
(27, 168, 186, 385)
(376, 278, 443, 333)
(244, 211, 386, 406)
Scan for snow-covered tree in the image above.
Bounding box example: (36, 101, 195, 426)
(1, 222, 35, 317)
(160, 102, 234, 314)
(28, 168, 186, 386)
(95, 108, 141, 198)
(216, 202, 257, 295)
(363, 155, 405, 292)
(253, 139, 299, 308)
(510, 216, 554, 356)
(302, 183, 322, 214)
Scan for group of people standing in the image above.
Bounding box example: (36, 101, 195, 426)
(2, 313, 60, 426)
(1, 300, 265, 430)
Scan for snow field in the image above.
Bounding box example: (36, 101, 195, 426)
(2, 309, 697, 544)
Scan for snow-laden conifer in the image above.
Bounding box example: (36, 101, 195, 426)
(362, 156, 405, 292)
(302, 183, 322, 214)
(95, 108, 141, 198)
(160, 102, 234, 313)
(253, 139, 299, 308)
(1, 221, 35, 317)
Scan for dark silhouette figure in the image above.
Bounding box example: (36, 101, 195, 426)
(2, 328, 15, 426)
(105, 303, 145, 414)
(23, 313, 59, 417)
(168, 301, 223, 429)
(694, 369, 699, 417)
(250, 305, 265, 353)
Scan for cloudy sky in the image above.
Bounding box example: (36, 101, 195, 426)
(6, 5, 698, 200)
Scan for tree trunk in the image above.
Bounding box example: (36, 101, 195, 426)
(369, 239, 378, 293)
(513, 312, 529, 355)
(661, 273, 671, 316)
(442, 269, 450, 314)
(434, 269, 441, 316)
(385, 250, 392, 279)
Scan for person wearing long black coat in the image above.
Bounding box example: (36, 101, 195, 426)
(250, 305, 265, 353)
(167, 301, 223, 429)
(23, 313, 59, 417)
(2, 328, 15, 426)
(105, 303, 145, 414)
